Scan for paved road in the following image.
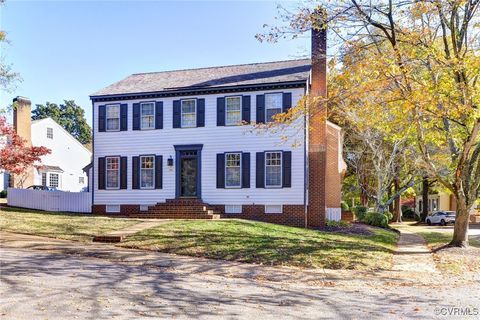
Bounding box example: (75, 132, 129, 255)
(1, 234, 479, 319)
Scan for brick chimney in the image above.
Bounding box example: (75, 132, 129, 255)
(307, 8, 328, 228)
(12, 96, 34, 187)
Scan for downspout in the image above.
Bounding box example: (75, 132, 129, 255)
(304, 72, 311, 228)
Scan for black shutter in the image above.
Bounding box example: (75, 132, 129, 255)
(155, 101, 163, 129)
(217, 97, 225, 126)
(242, 95, 251, 124)
(98, 105, 106, 132)
(120, 104, 128, 131)
(256, 95, 265, 124)
(120, 157, 127, 189)
(197, 98, 205, 127)
(282, 151, 292, 188)
(216, 153, 225, 188)
(132, 156, 140, 189)
(242, 152, 250, 188)
(282, 93, 292, 113)
(155, 155, 163, 189)
(98, 157, 105, 190)
(173, 100, 181, 128)
(256, 152, 265, 188)
(133, 103, 140, 130)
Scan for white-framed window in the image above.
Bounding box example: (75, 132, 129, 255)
(140, 102, 155, 129)
(265, 93, 283, 122)
(79, 177, 85, 184)
(265, 205, 283, 214)
(265, 151, 282, 187)
(225, 96, 241, 126)
(106, 157, 120, 189)
(106, 205, 121, 213)
(225, 205, 242, 214)
(181, 99, 196, 128)
(49, 173, 59, 188)
(46, 127, 53, 139)
(106, 104, 120, 131)
(140, 156, 155, 189)
(225, 153, 241, 188)
(41, 173, 47, 186)
(140, 205, 149, 212)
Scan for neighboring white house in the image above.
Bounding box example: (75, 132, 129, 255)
(9, 97, 92, 192)
(31, 118, 91, 192)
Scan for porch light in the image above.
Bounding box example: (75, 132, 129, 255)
(167, 156, 174, 167)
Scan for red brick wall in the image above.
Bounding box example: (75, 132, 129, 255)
(92, 204, 140, 215)
(221, 205, 306, 227)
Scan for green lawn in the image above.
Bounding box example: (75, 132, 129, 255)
(418, 231, 480, 248)
(0, 206, 141, 241)
(120, 219, 398, 270)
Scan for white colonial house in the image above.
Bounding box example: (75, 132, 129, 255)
(31, 118, 91, 192)
(89, 27, 346, 228)
(8, 97, 92, 192)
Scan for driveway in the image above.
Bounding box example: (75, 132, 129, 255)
(413, 223, 480, 243)
(1, 232, 479, 319)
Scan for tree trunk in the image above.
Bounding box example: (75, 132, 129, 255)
(450, 193, 470, 247)
(394, 178, 402, 222)
(388, 183, 394, 214)
(421, 177, 429, 221)
(360, 187, 368, 206)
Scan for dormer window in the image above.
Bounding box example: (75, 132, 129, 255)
(47, 127, 53, 139)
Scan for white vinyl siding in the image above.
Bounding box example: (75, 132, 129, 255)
(106, 104, 120, 131)
(181, 99, 196, 128)
(93, 88, 305, 207)
(225, 153, 241, 188)
(140, 156, 155, 189)
(265, 152, 282, 187)
(225, 96, 241, 126)
(265, 93, 282, 122)
(106, 157, 120, 189)
(140, 102, 155, 130)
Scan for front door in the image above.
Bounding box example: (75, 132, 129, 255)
(179, 150, 198, 197)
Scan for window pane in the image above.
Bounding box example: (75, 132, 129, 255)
(181, 114, 196, 127)
(141, 103, 154, 116)
(107, 119, 120, 130)
(265, 152, 282, 187)
(141, 169, 154, 188)
(107, 171, 119, 188)
(265, 93, 282, 122)
(181, 100, 196, 113)
(181, 100, 196, 127)
(107, 158, 119, 169)
(225, 153, 241, 187)
(226, 97, 241, 125)
(49, 173, 59, 188)
(107, 105, 119, 118)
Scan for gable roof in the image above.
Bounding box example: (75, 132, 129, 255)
(91, 59, 311, 97)
(31, 118, 92, 155)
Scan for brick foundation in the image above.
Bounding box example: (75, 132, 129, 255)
(219, 205, 306, 227)
(92, 203, 306, 227)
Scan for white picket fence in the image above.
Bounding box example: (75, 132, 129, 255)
(7, 188, 91, 213)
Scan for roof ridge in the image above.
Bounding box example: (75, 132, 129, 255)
(131, 58, 311, 76)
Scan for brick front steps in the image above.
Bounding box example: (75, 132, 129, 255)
(126, 198, 221, 220)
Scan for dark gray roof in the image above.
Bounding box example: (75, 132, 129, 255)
(92, 59, 311, 97)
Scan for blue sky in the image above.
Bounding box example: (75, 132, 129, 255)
(1, 1, 308, 125)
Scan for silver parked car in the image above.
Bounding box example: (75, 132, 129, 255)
(425, 211, 456, 226)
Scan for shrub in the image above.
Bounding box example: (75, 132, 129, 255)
(354, 206, 368, 222)
(401, 206, 418, 220)
(326, 220, 351, 228)
(340, 201, 350, 211)
(0, 190, 6, 198)
(384, 211, 393, 221)
(365, 212, 389, 227)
